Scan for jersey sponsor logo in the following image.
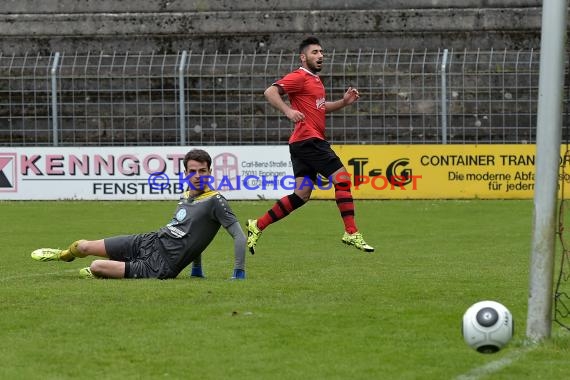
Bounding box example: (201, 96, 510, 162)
(316, 97, 326, 110)
(166, 225, 186, 238)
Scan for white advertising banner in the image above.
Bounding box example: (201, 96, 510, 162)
(0, 146, 293, 200)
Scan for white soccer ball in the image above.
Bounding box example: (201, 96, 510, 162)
(462, 300, 513, 354)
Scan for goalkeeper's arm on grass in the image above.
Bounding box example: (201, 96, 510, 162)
(226, 221, 247, 279)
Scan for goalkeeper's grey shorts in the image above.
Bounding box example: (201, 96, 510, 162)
(104, 232, 173, 279)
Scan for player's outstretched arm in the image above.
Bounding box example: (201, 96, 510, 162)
(325, 86, 360, 113)
(225, 221, 247, 279)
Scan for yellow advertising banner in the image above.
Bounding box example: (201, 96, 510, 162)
(311, 144, 570, 199)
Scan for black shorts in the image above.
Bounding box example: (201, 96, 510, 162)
(104, 232, 174, 279)
(289, 138, 344, 182)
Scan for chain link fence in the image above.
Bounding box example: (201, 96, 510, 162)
(0, 48, 556, 147)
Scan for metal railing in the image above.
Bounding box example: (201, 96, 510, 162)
(0, 48, 554, 147)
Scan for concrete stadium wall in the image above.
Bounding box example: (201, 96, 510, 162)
(0, 1, 544, 13)
(0, 0, 546, 54)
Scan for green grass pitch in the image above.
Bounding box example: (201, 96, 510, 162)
(1, 199, 570, 379)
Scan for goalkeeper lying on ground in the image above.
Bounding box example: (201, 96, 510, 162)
(31, 149, 248, 280)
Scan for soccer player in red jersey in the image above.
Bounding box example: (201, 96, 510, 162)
(246, 36, 374, 254)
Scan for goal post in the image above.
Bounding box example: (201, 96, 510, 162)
(527, 0, 568, 342)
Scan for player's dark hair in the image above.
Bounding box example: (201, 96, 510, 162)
(299, 36, 321, 54)
(184, 149, 212, 170)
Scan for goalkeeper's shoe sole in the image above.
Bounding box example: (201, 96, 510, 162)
(342, 232, 375, 252)
(31, 248, 75, 262)
(245, 219, 261, 255)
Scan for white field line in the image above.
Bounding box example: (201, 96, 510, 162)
(0, 269, 78, 281)
(455, 345, 537, 380)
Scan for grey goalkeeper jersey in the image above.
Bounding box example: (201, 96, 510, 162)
(156, 189, 243, 275)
